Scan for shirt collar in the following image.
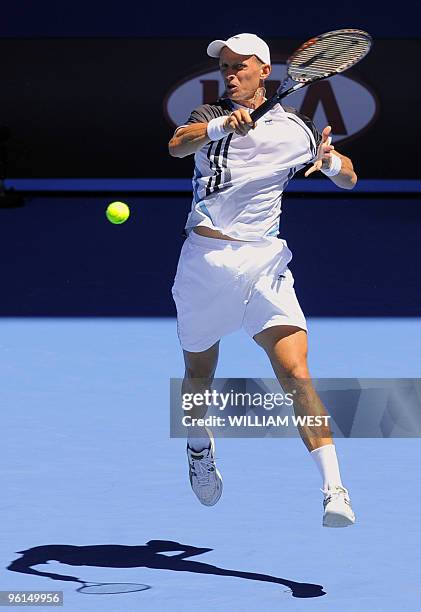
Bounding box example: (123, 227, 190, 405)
(219, 97, 284, 114)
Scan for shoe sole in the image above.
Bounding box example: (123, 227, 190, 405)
(323, 510, 355, 528)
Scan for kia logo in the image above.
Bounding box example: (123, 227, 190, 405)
(164, 64, 378, 144)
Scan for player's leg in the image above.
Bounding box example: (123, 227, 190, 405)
(172, 233, 257, 506)
(254, 325, 355, 527)
(254, 326, 331, 451)
(182, 342, 223, 506)
(183, 342, 219, 450)
(254, 325, 333, 452)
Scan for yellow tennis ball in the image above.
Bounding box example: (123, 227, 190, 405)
(106, 201, 130, 224)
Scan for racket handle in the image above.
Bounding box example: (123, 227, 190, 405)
(250, 82, 307, 122)
(250, 94, 279, 122)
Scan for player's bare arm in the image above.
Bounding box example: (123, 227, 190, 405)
(168, 109, 254, 158)
(305, 125, 357, 190)
(168, 123, 211, 158)
(328, 152, 357, 190)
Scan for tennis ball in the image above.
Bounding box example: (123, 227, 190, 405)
(106, 201, 130, 224)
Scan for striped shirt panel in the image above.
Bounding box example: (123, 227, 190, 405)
(180, 100, 322, 241)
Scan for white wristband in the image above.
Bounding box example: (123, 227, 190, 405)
(321, 153, 342, 177)
(207, 116, 228, 141)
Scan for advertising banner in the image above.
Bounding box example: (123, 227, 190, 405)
(0, 39, 418, 179)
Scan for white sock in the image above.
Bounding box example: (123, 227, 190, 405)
(311, 444, 343, 491)
(187, 426, 210, 452)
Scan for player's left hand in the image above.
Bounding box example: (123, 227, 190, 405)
(305, 125, 336, 177)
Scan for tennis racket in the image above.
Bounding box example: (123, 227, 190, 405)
(76, 580, 151, 594)
(251, 29, 373, 122)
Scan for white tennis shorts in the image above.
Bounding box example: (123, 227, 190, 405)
(172, 231, 307, 352)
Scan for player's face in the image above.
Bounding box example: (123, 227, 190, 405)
(219, 48, 267, 102)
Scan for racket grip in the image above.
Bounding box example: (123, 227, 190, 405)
(251, 81, 307, 122)
(250, 95, 279, 122)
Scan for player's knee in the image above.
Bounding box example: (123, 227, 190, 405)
(283, 361, 310, 380)
(182, 343, 219, 382)
(184, 365, 215, 384)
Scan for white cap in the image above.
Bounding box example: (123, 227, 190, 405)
(207, 33, 271, 65)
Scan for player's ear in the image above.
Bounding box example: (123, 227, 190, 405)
(260, 64, 271, 80)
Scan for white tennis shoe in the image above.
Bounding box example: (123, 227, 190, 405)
(322, 485, 356, 528)
(187, 430, 223, 507)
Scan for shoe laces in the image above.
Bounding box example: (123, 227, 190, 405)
(190, 452, 215, 487)
(322, 485, 349, 503)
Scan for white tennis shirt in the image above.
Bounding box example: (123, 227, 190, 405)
(179, 99, 322, 241)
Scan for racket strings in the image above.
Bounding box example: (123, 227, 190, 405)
(250, 28, 372, 121)
(288, 32, 371, 82)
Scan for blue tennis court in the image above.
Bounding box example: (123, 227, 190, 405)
(1, 316, 420, 611)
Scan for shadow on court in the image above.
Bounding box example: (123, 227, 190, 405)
(8, 540, 325, 598)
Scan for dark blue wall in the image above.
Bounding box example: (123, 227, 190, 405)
(1, 194, 419, 317)
(1, 0, 420, 38)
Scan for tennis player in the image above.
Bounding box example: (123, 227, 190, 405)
(169, 33, 357, 527)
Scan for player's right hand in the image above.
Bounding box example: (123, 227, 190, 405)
(224, 109, 255, 136)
